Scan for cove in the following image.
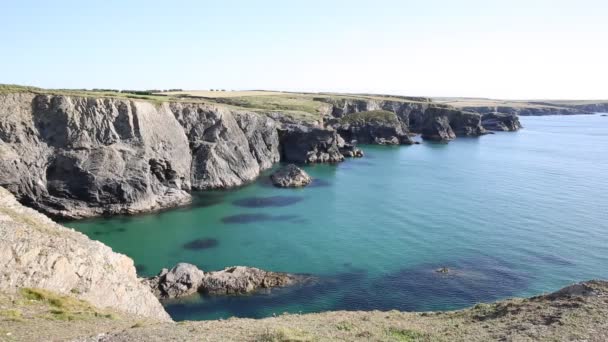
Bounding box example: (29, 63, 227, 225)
(65, 114, 608, 320)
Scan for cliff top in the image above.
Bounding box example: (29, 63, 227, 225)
(1, 280, 607, 341)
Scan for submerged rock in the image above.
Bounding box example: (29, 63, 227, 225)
(481, 113, 522, 131)
(436, 267, 450, 274)
(270, 164, 312, 188)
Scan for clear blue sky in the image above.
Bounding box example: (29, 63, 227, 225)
(2, 0, 607, 99)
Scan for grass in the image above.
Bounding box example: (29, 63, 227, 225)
(19, 288, 116, 321)
(0, 310, 23, 322)
(338, 110, 400, 124)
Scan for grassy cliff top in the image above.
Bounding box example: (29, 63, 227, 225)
(2, 281, 607, 341)
(339, 110, 400, 125)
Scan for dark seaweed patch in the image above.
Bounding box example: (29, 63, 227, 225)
(190, 192, 226, 209)
(309, 179, 331, 188)
(232, 196, 304, 208)
(183, 238, 219, 250)
(135, 264, 147, 274)
(221, 213, 300, 224)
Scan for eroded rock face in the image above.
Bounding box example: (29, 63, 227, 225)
(278, 127, 344, 164)
(0, 94, 281, 218)
(270, 164, 312, 188)
(328, 110, 414, 145)
(0, 186, 171, 321)
(201, 266, 301, 295)
(339, 143, 364, 158)
(481, 113, 523, 131)
(420, 107, 457, 141)
(0, 93, 192, 219)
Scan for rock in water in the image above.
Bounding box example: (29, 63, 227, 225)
(270, 164, 312, 188)
(144, 263, 205, 299)
(339, 143, 364, 158)
(200, 266, 300, 295)
(144, 264, 304, 298)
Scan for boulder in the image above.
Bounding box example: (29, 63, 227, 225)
(200, 266, 300, 295)
(270, 164, 312, 188)
(143, 263, 205, 299)
(339, 143, 364, 158)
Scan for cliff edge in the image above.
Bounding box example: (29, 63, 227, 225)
(0, 186, 171, 322)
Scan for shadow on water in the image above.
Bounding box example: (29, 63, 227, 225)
(221, 213, 302, 224)
(164, 255, 533, 320)
(183, 238, 219, 251)
(232, 196, 304, 208)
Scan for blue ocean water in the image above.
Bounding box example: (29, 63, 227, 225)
(65, 114, 608, 320)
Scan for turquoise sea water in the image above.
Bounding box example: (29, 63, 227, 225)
(65, 114, 608, 321)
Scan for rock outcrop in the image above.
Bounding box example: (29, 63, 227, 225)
(144, 264, 303, 299)
(270, 164, 312, 188)
(339, 143, 364, 158)
(328, 110, 414, 145)
(278, 127, 344, 164)
(142, 263, 205, 299)
(170, 102, 280, 190)
(0, 93, 280, 218)
(0, 186, 171, 321)
(420, 107, 457, 141)
(201, 266, 302, 295)
(481, 113, 523, 131)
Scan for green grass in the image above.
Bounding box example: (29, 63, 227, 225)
(339, 110, 400, 124)
(0, 309, 23, 322)
(20, 288, 117, 322)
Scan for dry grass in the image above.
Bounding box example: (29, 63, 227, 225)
(161, 90, 289, 98)
(1, 282, 608, 341)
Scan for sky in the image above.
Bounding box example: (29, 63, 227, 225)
(1, 0, 607, 99)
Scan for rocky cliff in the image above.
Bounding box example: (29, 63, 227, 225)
(0, 91, 516, 218)
(0, 186, 171, 321)
(0, 93, 280, 219)
(317, 97, 488, 142)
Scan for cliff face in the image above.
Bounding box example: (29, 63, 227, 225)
(0, 186, 171, 321)
(0, 92, 516, 218)
(0, 93, 280, 219)
(318, 98, 488, 142)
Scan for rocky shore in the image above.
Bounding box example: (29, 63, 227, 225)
(0, 90, 520, 219)
(1, 181, 607, 341)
